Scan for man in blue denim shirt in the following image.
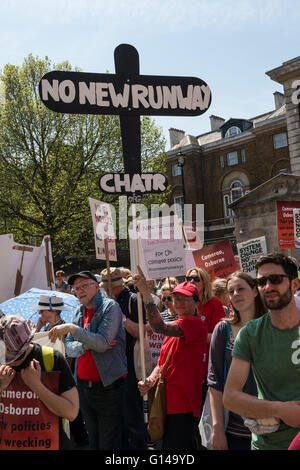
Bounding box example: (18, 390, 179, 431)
(49, 271, 127, 450)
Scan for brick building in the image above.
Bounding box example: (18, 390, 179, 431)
(165, 91, 289, 250)
(164, 54, 300, 258)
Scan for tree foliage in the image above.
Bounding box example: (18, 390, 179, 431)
(0, 54, 167, 268)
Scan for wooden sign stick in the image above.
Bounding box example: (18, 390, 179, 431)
(132, 204, 148, 423)
(13, 245, 34, 296)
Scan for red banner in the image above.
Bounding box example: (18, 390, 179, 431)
(276, 201, 300, 249)
(192, 239, 238, 281)
(0, 371, 60, 450)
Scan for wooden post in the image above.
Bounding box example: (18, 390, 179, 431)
(132, 204, 148, 423)
(13, 245, 34, 296)
(44, 236, 54, 289)
(104, 236, 113, 298)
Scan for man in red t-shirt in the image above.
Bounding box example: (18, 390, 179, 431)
(49, 271, 127, 450)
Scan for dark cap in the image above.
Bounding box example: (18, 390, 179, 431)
(68, 271, 99, 286)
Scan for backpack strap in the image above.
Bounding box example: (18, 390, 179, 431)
(41, 345, 55, 372)
(41, 345, 67, 429)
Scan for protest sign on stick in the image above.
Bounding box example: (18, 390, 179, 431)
(192, 240, 238, 281)
(88, 197, 117, 263)
(130, 215, 186, 280)
(0, 235, 55, 303)
(276, 201, 300, 249)
(293, 209, 300, 249)
(40, 43, 212, 426)
(132, 205, 148, 423)
(237, 236, 267, 277)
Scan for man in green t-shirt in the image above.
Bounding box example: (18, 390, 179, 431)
(223, 253, 300, 450)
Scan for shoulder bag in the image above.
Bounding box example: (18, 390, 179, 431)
(147, 344, 173, 442)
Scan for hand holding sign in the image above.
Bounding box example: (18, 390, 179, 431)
(0, 364, 16, 392)
(133, 265, 152, 302)
(20, 359, 42, 392)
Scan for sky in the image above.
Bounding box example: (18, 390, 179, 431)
(0, 0, 300, 148)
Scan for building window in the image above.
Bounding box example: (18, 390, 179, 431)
(225, 126, 241, 138)
(227, 151, 238, 166)
(220, 155, 224, 168)
(223, 194, 231, 218)
(174, 195, 184, 219)
(241, 149, 246, 163)
(172, 164, 182, 176)
(231, 181, 243, 201)
(273, 132, 288, 149)
(223, 181, 243, 218)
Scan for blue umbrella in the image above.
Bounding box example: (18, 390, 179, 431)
(0, 288, 80, 325)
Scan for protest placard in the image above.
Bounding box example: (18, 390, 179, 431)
(0, 372, 59, 450)
(0, 235, 55, 303)
(276, 201, 300, 249)
(88, 197, 117, 261)
(192, 239, 238, 281)
(237, 236, 267, 277)
(293, 209, 300, 249)
(130, 215, 186, 279)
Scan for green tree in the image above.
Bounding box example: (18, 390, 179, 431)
(0, 54, 167, 268)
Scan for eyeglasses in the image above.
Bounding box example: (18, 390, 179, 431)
(162, 296, 172, 302)
(186, 276, 201, 282)
(256, 274, 289, 287)
(73, 282, 96, 293)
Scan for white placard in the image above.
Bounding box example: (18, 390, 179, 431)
(237, 236, 267, 277)
(130, 215, 186, 279)
(0, 234, 55, 303)
(293, 209, 300, 249)
(88, 197, 117, 261)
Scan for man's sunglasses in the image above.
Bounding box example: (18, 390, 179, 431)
(256, 274, 289, 287)
(186, 276, 201, 282)
(162, 296, 172, 302)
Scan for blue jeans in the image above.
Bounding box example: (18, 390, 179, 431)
(77, 378, 124, 450)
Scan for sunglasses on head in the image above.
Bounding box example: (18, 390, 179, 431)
(162, 296, 172, 302)
(186, 276, 201, 282)
(256, 274, 289, 287)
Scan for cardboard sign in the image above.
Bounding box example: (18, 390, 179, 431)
(147, 331, 165, 369)
(130, 215, 186, 279)
(276, 201, 300, 249)
(99, 172, 167, 195)
(293, 209, 300, 249)
(237, 236, 267, 277)
(0, 235, 55, 303)
(88, 197, 117, 261)
(0, 372, 60, 450)
(39, 44, 211, 195)
(192, 240, 238, 281)
(39, 72, 211, 117)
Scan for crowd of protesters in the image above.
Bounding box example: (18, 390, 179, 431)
(0, 252, 300, 451)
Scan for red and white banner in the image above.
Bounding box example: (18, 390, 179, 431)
(276, 201, 300, 249)
(192, 239, 238, 281)
(0, 372, 60, 450)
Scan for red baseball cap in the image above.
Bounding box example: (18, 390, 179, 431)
(172, 282, 199, 300)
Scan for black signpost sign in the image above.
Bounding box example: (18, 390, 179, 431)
(39, 44, 212, 422)
(39, 43, 211, 201)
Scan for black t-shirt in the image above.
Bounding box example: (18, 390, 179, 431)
(12, 343, 76, 449)
(116, 287, 146, 368)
